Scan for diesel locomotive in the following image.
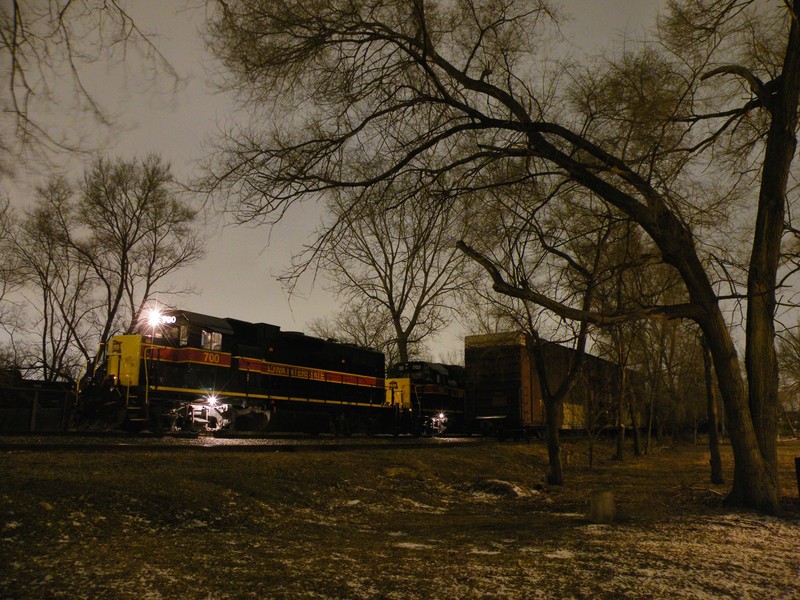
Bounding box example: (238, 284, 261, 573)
(76, 309, 413, 434)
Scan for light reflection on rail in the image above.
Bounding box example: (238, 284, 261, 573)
(0, 433, 492, 451)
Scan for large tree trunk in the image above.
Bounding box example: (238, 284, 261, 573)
(702, 313, 780, 513)
(740, 0, 800, 510)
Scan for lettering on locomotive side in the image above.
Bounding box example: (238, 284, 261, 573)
(263, 363, 326, 380)
(203, 352, 221, 364)
(194, 349, 230, 366)
(238, 357, 381, 387)
(146, 345, 232, 367)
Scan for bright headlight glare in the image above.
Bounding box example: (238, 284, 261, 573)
(147, 309, 162, 328)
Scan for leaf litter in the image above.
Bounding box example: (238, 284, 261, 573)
(0, 438, 798, 598)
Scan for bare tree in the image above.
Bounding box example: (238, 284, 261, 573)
(12, 179, 91, 380)
(460, 184, 620, 484)
(0, 1, 177, 172)
(10, 155, 204, 380)
(777, 323, 800, 436)
(778, 323, 800, 392)
(0, 195, 38, 375)
(589, 221, 643, 460)
(0, 197, 23, 326)
(289, 183, 471, 363)
(204, 0, 800, 513)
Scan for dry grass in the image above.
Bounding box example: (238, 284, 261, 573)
(1, 437, 799, 599)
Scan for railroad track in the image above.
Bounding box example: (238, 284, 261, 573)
(0, 432, 495, 453)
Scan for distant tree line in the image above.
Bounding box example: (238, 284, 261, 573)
(1, 3, 200, 383)
(0, 155, 204, 382)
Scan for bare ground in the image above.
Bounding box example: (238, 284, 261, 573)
(1, 437, 799, 599)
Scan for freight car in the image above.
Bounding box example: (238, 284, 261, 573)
(76, 309, 413, 434)
(464, 332, 629, 438)
(385, 361, 466, 435)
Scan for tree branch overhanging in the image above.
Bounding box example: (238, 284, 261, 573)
(456, 240, 703, 325)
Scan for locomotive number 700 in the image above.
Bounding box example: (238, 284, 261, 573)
(203, 352, 221, 364)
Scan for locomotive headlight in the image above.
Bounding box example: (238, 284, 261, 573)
(437, 412, 446, 421)
(147, 308, 163, 328)
(206, 394, 219, 405)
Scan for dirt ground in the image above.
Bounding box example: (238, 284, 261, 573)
(1, 436, 799, 599)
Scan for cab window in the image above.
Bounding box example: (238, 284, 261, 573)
(201, 329, 222, 351)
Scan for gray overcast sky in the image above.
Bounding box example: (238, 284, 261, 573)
(5, 0, 664, 358)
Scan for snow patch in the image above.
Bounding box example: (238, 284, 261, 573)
(544, 549, 575, 559)
(469, 479, 531, 498)
(469, 548, 501, 555)
(394, 542, 435, 549)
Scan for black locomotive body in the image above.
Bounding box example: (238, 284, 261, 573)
(81, 309, 410, 433)
(385, 361, 466, 435)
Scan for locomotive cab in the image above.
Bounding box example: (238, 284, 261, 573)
(141, 310, 235, 431)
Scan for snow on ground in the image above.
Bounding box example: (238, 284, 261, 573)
(3, 444, 800, 598)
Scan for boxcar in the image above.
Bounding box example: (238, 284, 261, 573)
(464, 332, 628, 437)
